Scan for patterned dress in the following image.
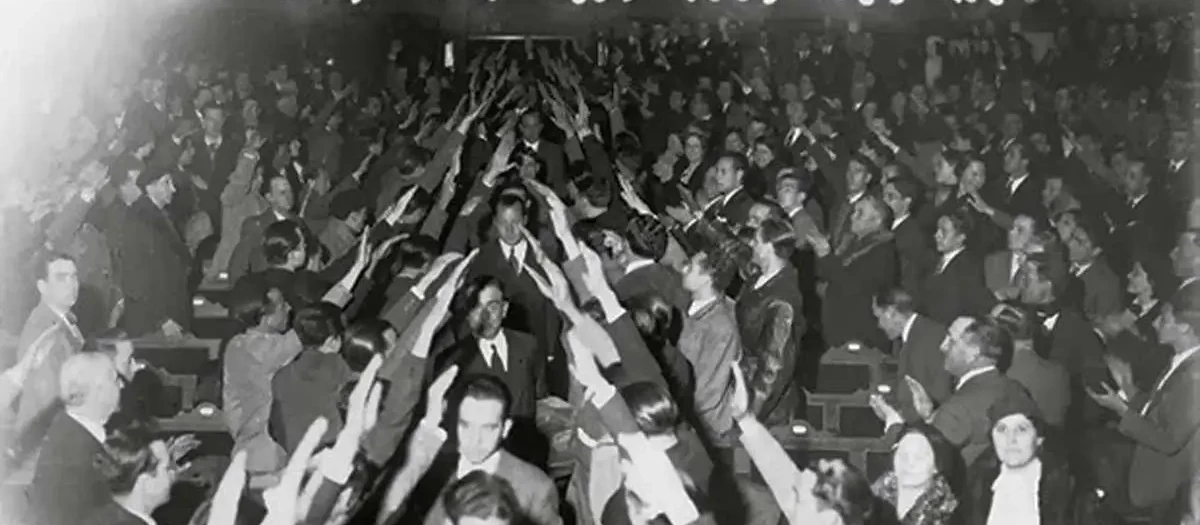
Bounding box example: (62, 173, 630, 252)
(872, 471, 959, 525)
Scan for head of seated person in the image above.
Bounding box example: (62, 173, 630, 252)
(263, 219, 308, 271)
(443, 470, 521, 525)
(341, 318, 396, 372)
(391, 234, 439, 278)
(329, 189, 370, 234)
(95, 417, 175, 519)
(228, 277, 290, 334)
(259, 171, 296, 217)
(293, 302, 345, 355)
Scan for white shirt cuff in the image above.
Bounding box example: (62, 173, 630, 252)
(318, 454, 354, 485)
(589, 384, 617, 408)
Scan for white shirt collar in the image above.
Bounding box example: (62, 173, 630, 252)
(848, 191, 865, 205)
(524, 139, 540, 152)
(1129, 192, 1147, 208)
(456, 450, 502, 479)
(1008, 173, 1030, 193)
(1072, 261, 1093, 277)
(1042, 312, 1061, 332)
(892, 214, 910, 230)
(956, 365, 996, 391)
(478, 331, 510, 371)
(1010, 251, 1026, 279)
(66, 409, 107, 444)
(1181, 276, 1199, 290)
(624, 258, 656, 276)
(1170, 159, 1185, 171)
(721, 186, 744, 207)
(1142, 345, 1200, 416)
(117, 501, 158, 525)
(501, 240, 528, 274)
(900, 314, 917, 344)
(754, 266, 781, 290)
(939, 247, 965, 271)
(687, 296, 717, 317)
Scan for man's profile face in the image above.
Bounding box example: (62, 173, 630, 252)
(457, 396, 509, 465)
(38, 259, 79, 310)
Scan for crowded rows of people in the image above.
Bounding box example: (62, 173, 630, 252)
(1, 6, 1198, 525)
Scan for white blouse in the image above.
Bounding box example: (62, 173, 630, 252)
(987, 458, 1042, 525)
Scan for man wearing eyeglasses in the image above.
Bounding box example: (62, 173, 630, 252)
(433, 275, 547, 467)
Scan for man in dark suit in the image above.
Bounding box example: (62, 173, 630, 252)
(1065, 221, 1123, 321)
(462, 193, 560, 395)
(190, 105, 241, 229)
(1089, 292, 1200, 514)
(28, 352, 123, 525)
(85, 422, 175, 525)
(995, 143, 1046, 226)
(984, 214, 1039, 302)
(918, 212, 997, 325)
(435, 274, 547, 464)
(875, 316, 1035, 465)
(270, 303, 353, 455)
(227, 172, 300, 282)
(884, 177, 932, 294)
(813, 195, 898, 352)
(118, 169, 191, 337)
(1020, 253, 1109, 428)
(517, 112, 567, 198)
(413, 376, 560, 525)
(610, 216, 689, 311)
(1112, 159, 1172, 274)
(874, 288, 952, 421)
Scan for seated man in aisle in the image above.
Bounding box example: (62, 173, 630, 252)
(415, 376, 560, 525)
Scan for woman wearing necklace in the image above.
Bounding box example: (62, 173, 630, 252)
(871, 423, 959, 525)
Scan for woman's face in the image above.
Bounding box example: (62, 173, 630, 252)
(724, 132, 746, 153)
(933, 155, 957, 186)
(894, 432, 938, 489)
(684, 136, 704, 162)
(992, 413, 1042, 468)
(959, 161, 986, 193)
(1128, 263, 1153, 297)
(1055, 212, 1077, 243)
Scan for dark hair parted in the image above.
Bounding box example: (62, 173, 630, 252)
(458, 374, 513, 423)
(292, 301, 345, 349)
(444, 471, 520, 524)
(262, 219, 306, 266)
(95, 417, 159, 495)
(620, 381, 679, 437)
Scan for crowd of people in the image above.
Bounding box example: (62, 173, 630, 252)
(1, 5, 1198, 525)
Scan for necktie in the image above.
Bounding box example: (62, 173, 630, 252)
(507, 248, 520, 273)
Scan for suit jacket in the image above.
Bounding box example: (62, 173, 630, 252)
(702, 186, 755, 228)
(892, 215, 933, 294)
(983, 250, 1023, 301)
(270, 350, 353, 455)
(1071, 259, 1123, 321)
(118, 196, 192, 337)
(524, 138, 568, 198)
(819, 231, 898, 352)
(929, 368, 1035, 465)
(1041, 309, 1109, 425)
(895, 315, 953, 421)
(464, 239, 560, 387)
(917, 250, 997, 326)
(613, 261, 689, 312)
(996, 173, 1047, 226)
(11, 303, 85, 439)
(433, 328, 545, 421)
(27, 412, 112, 525)
(1006, 348, 1071, 427)
(82, 500, 151, 525)
(419, 450, 561, 525)
(1120, 349, 1200, 507)
(227, 210, 280, 283)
